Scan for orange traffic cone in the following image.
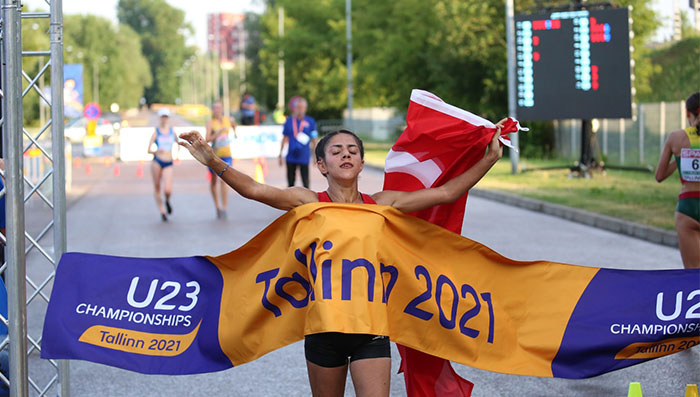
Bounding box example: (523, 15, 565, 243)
(686, 384, 699, 397)
(73, 157, 82, 169)
(206, 170, 212, 182)
(136, 161, 144, 178)
(113, 163, 121, 177)
(258, 157, 268, 175)
(85, 163, 92, 175)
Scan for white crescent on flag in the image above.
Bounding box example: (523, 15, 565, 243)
(384, 150, 442, 188)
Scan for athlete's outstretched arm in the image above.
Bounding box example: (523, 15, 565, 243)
(655, 132, 677, 182)
(374, 121, 505, 213)
(179, 131, 317, 210)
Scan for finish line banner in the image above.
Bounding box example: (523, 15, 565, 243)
(42, 204, 700, 377)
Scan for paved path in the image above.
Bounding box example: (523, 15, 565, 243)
(26, 158, 698, 396)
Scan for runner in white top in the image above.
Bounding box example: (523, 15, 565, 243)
(147, 108, 179, 221)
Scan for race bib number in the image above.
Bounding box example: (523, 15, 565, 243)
(680, 148, 700, 182)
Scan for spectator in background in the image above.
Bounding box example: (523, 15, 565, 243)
(279, 97, 318, 188)
(240, 92, 257, 126)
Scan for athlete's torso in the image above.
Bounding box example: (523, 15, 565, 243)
(154, 127, 175, 160)
(674, 127, 700, 191)
(317, 191, 376, 204)
(211, 117, 233, 158)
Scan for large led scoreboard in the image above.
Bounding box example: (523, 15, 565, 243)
(515, 8, 632, 120)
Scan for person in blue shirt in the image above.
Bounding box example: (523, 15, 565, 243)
(278, 97, 318, 188)
(240, 92, 257, 126)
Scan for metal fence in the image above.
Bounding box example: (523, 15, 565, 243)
(1, 1, 68, 396)
(553, 101, 687, 168)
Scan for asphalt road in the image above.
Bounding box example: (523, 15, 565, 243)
(24, 157, 698, 396)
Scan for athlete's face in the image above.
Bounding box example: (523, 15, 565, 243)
(212, 102, 223, 118)
(294, 101, 307, 117)
(318, 133, 364, 181)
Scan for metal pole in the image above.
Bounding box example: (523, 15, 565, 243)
(619, 118, 625, 164)
(659, 101, 666, 152)
(50, 0, 69, 393)
(222, 68, 229, 118)
(205, 53, 212, 106)
(602, 118, 608, 156)
(39, 56, 45, 127)
(238, 20, 246, 94)
(277, 7, 284, 109)
(505, 0, 519, 174)
(215, 15, 229, 118)
(638, 103, 644, 164)
(193, 58, 199, 105)
(570, 120, 576, 158)
(345, 0, 353, 127)
(191, 63, 197, 105)
(1, 1, 29, 395)
(93, 60, 98, 105)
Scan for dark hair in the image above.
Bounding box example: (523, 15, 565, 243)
(315, 129, 365, 163)
(687, 92, 700, 134)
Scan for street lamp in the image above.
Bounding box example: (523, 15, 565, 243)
(93, 55, 108, 106)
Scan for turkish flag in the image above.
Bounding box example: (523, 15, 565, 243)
(383, 89, 524, 396)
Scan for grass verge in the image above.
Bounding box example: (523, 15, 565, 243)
(363, 152, 680, 231)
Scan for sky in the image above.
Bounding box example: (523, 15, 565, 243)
(23, 0, 265, 49)
(24, 0, 694, 46)
(651, 0, 696, 42)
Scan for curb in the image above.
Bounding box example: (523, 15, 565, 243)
(364, 163, 678, 248)
(470, 188, 678, 248)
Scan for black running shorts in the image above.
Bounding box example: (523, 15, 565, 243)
(304, 332, 391, 368)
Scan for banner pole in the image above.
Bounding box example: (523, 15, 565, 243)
(2, 0, 29, 395)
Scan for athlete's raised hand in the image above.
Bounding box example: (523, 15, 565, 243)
(486, 119, 505, 162)
(178, 131, 216, 166)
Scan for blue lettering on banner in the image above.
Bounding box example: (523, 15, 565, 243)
(342, 259, 375, 302)
(255, 269, 282, 317)
(402, 265, 495, 342)
(254, 242, 495, 343)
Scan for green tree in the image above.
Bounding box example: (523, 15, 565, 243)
(63, 14, 152, 109)
(255, 0, 660, 141)
(640, 36, 700, 102)
(117, 0, 192, 105)
(258, 0, 348, 119)
(244, 12, 276, 111)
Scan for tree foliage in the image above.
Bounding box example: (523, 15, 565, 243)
(63, 14, 152, 109)
(254, 0, 659, 127)
(117, 0, 192, 105)
(640, 36, 700, 103)
(17, 12, 151, 124)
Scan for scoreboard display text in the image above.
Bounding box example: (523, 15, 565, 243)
(515, 8, 632, 120)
